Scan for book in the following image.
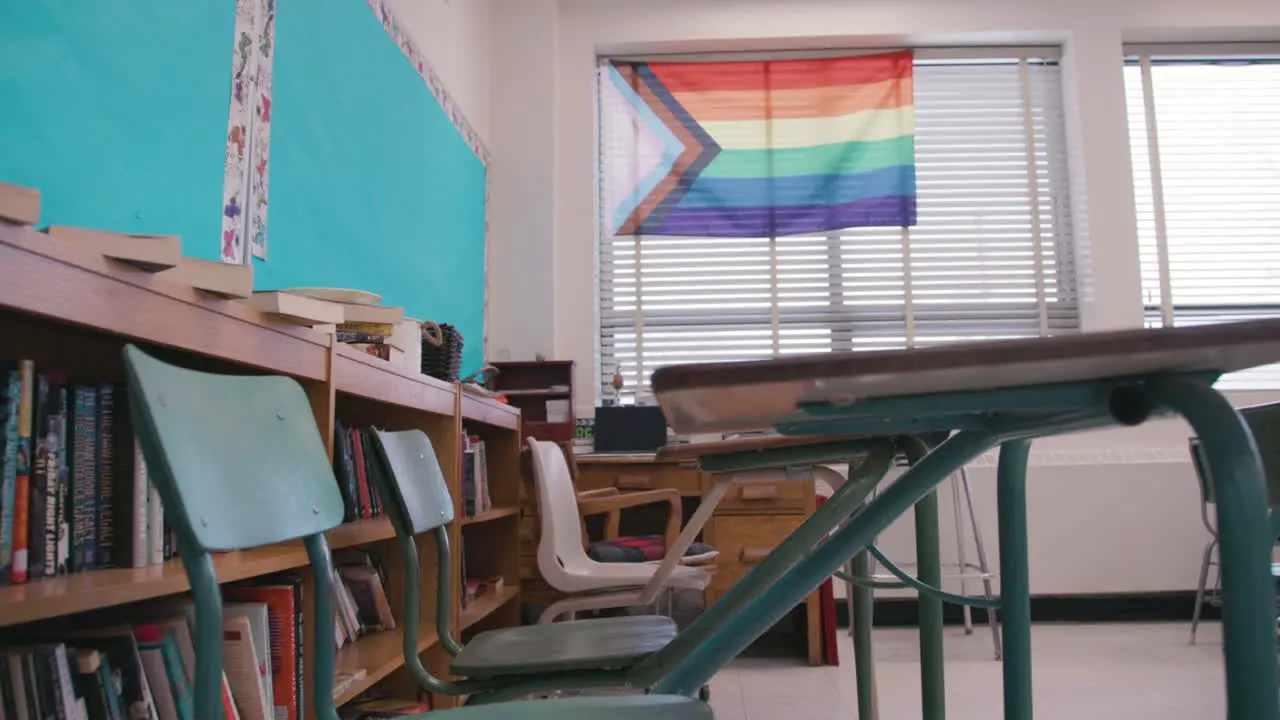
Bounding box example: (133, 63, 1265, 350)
(0, 182, 40, 226)
(223, 583, 299, 720)
(137, 647, 178, 720)
(10, 361, 33, 584)
(350, 430, 371, 520)
(338, 566, 395, 632)
(30, 374, 68, 579)
(146, 482, 163, 566)
(162, 257, 253, 299)
(71, 649, 124, 720)
(135, 634, 190, 720)
(334, 303, 403, 325)
(245, 293, 344, 326)
(71, 385, 99, 572)
(96, 385, 116, 568)
(0, 363, 22, 583)
(331, 421, 357, 523)
(221, 615, 270, 720)
(6, 651, 30, 720)
(46, 226, 182, 272)
(68, 628, 159, 720)
(334, 322, 393, 337)
(222, 604, 272, 720)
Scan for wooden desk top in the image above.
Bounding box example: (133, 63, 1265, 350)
(575, 453, 675, 465)
(651, 319, 1280, 434)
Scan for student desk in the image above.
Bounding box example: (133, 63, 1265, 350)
(648, 319, 1280, 720)
(574, 451, 828, 665)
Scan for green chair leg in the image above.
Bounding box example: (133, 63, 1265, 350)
(1155, 376, 1278, 720)
(851, 550, 878, 720)
(996, 440, 1033, 720)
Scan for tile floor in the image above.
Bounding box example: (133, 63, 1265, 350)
(708, 622, 1227, 720)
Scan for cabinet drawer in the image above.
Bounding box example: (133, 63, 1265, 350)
(578, 462, 703, 495)
(714, 478, 811, 514)
(707, 514, 803, 594)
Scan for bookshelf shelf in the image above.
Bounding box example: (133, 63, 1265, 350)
(460, 393, 520, 429)
(459, 585, 519, 631)
(0, 519, 396, 628)
(333, 343, 456, 416)
(461, 506, 519, 526)
(333, 626, 439, 707)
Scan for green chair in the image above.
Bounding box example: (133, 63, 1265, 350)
(1188, 400, 1280, 644)
(120, 344, 712, 720)
(364, 428, 681, 695)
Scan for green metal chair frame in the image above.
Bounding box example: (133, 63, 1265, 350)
(121, 345, 711, 720)
(362, 428, 679, 698)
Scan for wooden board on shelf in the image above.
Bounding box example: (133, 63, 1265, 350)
(47, 225, 182, 272)
(333, 626, 439, 707)
(459, 585, 519, 631)
(0, 518, 395, 628)
(461, 506, 519, 526)
(460, 393, 519, 430)
(0, 181, 40, 225)
(247, 291, 346, 326)
(162, 256, 254, 299)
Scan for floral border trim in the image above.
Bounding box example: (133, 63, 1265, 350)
(365, 0, 490, 166)
(221, 0, 273, 264)
(247, 0, 274, 260)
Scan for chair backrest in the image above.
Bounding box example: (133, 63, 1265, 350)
(123, 345, 346, 720)
(1191, 401, 1280, 509)
(526, 438, 593, 586)
(123, 345, 345, 550)
(368, 429, 454, 534)
(366, 429, 468, 680)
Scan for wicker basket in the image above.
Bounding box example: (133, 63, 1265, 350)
(421, 321, 464, 382)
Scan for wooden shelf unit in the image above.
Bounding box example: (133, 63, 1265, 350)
(0, 225, 522, 717)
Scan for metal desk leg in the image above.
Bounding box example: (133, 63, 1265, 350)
(851, 549, 878, 720)
(915, 490, 946, 720)
(1157, 377, 1278, 719)
(997, 440, 1033, 720)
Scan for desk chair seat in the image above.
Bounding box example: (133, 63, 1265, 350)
(121, 345, 711, 720)
(367, 429, 687, 695)
(452, 615, 677, 678)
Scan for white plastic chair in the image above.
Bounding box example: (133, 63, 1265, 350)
(527, 439, 712, 624)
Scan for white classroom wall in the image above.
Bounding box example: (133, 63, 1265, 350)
(483, 0, 1280, 596)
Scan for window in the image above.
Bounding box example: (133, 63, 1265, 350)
(1125, 45, 1280, 388)
(598, 50, 1077, 400)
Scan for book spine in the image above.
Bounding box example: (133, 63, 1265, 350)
(147, 483, 163, 566)
(159, 640, 192, 720)
(0, 366, 20, 583)
(351, 430, 371, 520)
(51, 383, 70, 577)
(72, 385, 98, 573)
(10, 361, 33, 584)
(334, 332, 386, 345)
(131, 440, 148, 569)
(43, 647, 66, 720)
(97, 655, 125, 720)
(96, 386, 116, 568)
(53, 645, 81, 720)
(29, 376, 53, 580)
(292, 580, 303, 720)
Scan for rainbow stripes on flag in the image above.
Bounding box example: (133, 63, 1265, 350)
(602, 50, 916, 238)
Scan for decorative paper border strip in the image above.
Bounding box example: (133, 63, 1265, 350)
(221, 0, 273, 264)
(364, 0, 490, 167)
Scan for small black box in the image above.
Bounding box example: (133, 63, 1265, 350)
(593, 406, 668, 453)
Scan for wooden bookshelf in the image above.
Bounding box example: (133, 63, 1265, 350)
(0, 225, 522, 719)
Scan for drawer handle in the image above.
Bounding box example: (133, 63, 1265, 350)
(740, 485, 780, 500)
(617, 474, 654, 489)
(740, 548, 773, 564)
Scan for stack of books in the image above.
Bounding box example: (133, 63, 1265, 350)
(0, 576, 306, 720)
(331, 549, 395, 648)
(460, 434, 490, 518)
(334, 321, 402, 363)
(331, 421, 389, 523)
(0, 361, 174, 587)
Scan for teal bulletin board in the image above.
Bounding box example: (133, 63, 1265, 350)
(0, 1, 234, 258)
(264, 0, 488, 374)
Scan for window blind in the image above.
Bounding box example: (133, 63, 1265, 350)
(598, 54, 1077, 400)
(1124, 46, 1280, 389)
